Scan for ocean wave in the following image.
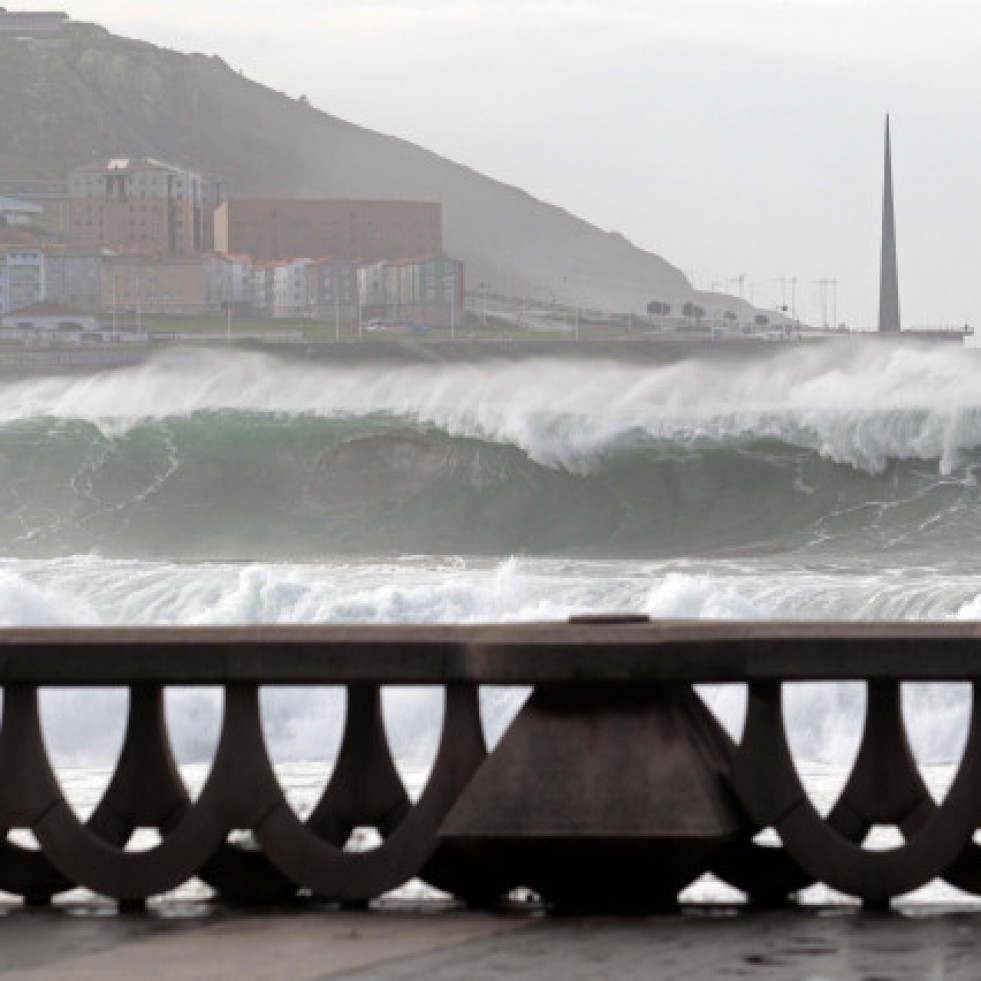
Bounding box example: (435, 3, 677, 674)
(0, 407, 977, 559)
(3, 346, 981, 474)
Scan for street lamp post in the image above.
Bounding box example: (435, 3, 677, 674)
(450, 270, 456, 339)
(226, 265, 233, 343)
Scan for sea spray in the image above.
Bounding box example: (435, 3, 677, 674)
(0, 555, 974, 770)
(4, 346, 981, 472)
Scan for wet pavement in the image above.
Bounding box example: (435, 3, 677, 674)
(1, 903, 980, 979)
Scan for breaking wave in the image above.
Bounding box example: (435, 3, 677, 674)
(2, 347, 981, 559)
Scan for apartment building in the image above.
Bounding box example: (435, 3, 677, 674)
(272, 259, 312, 318)
(102, 255, 208, 315)
(306, 258, 359, 320)
(69, 158, 222, 255)
(0, 181, 69, 236)
(384, 255, 464, 315)
(357, 260, 388, 310)
(0, 195, 43, 229)
(214, 200, 442, 263)
(203, 253, 254, 309)
(0, 247, 45, 313)
(44, 250, 104, 310)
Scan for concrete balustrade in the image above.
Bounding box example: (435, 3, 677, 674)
(1, 620, 981, 910)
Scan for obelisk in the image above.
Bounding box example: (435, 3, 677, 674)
(878, 115, 901, 333)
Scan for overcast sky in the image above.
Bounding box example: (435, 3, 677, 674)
(14, 1, 981, 327)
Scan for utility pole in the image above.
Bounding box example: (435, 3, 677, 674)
(775, 278, 790, 310)
(357, 281, 363, 339)
(816, 279, 832, 329)
(450, 273, 456, 339)
(226, 265, 233, 343)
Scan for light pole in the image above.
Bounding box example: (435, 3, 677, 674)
(226, 264, 233, 343)
(450, 267, 456, 339)
(357, 274, 363, 340)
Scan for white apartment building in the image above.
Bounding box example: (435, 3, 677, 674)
(0, 247, 45, 313)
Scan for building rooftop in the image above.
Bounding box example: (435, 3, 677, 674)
(0, 196, 43, 216)
(72, 157, 187, 176)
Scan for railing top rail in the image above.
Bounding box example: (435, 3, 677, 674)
(1, 620, 981, 685)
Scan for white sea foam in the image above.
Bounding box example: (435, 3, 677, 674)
(0, 555, 977, 769)
(3, 346, 981, 473)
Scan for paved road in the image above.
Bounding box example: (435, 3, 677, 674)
(1, 903, 980, 979)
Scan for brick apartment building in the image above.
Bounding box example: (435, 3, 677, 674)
(68, 158, 222, 256)
(214, 200, 442, 263)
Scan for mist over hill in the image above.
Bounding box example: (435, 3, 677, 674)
(0, 20, 752, 317)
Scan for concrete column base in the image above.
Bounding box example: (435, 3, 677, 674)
(439, 686, 746, 909)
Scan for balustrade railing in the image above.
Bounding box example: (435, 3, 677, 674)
(2, 620, 981, 910)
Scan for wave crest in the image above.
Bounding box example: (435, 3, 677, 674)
(2, 346, 981, 474)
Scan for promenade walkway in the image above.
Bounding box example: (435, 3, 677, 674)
(0, 904, 979, 979)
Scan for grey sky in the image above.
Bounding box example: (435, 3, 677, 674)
(15, 1, 981, 327)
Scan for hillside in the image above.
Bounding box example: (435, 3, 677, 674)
(0, 20, 743, 316)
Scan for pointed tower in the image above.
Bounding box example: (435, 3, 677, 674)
(878, 115, 901, 333)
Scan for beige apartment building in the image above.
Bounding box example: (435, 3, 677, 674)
(102, 255, 208, 315)
(214, 200, 442, 262)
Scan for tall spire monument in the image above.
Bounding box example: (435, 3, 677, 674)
(878, 115, 901, 333)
